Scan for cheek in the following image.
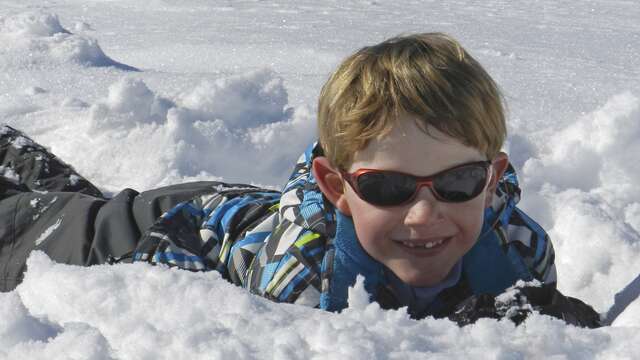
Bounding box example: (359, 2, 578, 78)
(346, 195, 400, 248)
(449, 197, 487, 239)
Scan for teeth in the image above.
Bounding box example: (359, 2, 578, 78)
(401, 238, 445, 249)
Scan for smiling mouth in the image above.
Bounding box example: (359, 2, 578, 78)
(394, 237, 451, 250)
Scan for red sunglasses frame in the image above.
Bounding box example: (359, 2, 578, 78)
(340, 160, 493, 206)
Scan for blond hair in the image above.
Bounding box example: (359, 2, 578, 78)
(317, 33, 506, 170)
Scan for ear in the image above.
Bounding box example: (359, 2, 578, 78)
(311, 157, 352, 216)
(484, 151, 510, 208)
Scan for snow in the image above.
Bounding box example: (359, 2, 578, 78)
(0, 165, 20, 183)
(0, 12, 137, 71)
(68, 174, 80, 186)
(2, 253, 638, 360)
(34, 217, 63, 246)
(9, 135, 34, 149)
(1, 0, 639, 358)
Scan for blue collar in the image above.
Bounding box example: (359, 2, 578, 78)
(320, 211, 385, 311)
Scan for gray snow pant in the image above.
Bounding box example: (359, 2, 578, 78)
(0, 125, 220, 291)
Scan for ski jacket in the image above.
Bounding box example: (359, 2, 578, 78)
(132, 142, 557, 317)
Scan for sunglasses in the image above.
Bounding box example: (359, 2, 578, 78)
(341, 160, 493, 206)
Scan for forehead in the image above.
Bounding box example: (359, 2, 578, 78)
(349, 117, 485, 175)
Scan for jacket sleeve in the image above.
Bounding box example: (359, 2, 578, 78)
(488, 163, 557, 287)
(130, 183, 326, 306)
(131, 185, 281, 280)
(502, 207, 558, 286)
(240, 220, 326, 306)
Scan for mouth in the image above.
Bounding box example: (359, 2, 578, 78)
(393, 236, 452, 254)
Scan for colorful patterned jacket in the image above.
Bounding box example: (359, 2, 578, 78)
(132, 142, 556, 317)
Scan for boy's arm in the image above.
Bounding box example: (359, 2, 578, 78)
(130, 184, 325, 307)
(131, 186, 281, 280)
(506, 207, 557, 286)
(491, 163, 557, 287)
(240, 221, 326, 306)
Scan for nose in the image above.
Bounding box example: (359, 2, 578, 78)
(403, 188, 441, 226)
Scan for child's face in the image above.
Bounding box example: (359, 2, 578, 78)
(340, 116, 498, 287)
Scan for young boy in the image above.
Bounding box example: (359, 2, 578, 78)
(0, 33, 599, 326)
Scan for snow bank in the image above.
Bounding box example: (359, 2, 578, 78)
(0, 12, 137, 70)
(523, 92, 640, 205)
(0, 292, 113, 360)
(4, 252, 636, 359)
(90, 77, 175, 129)
(26, 69, 315, 191)
(181, 70, 292, 130)
(516, 92, 640, 312)
(0, 292, 60, 349)
(0, 11, 315, 190)
(173, 70, 316, 186)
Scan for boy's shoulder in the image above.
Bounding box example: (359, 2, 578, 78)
(477, 163, 557, 287)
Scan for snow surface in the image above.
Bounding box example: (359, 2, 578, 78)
(1, 0, 639, 358)
(3, 253, 639, 360)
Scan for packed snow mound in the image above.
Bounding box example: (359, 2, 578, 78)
(0, 12, 70, 37)
(5, 252, 637, 359)
(523, 92, 640, 206)
(0, 292, 61, 348)
(0, 291, 114, 359)
(0, 12, 137, 71)
(181, 69, 292, 130)
(515, 92, 640, 312)
(25, 69, 315, 191)
(90, 77, 175, 129)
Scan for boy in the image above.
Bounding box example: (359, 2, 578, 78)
(0, 33, 599, 326)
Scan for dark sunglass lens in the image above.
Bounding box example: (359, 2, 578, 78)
(357, 172, 416, 206)
(433, 165, 487, 202)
